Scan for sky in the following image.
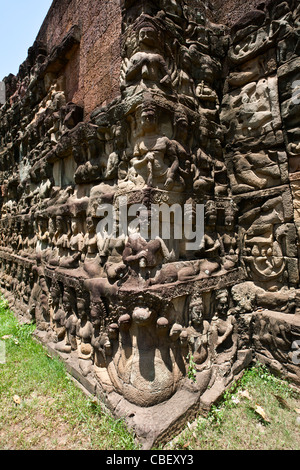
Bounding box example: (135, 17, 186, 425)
(0, 0, 53, 80)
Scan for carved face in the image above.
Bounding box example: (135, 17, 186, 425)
(138, 26, 157, 47)
(90, 303, 101, 328)
(63, 291, 73, 315)
(191, 299, 204, 324)
(216, 290, 229, 316)
(225, 212, 235, 229)
(77, 298, 87, 319)
(206, 209, 217, 226)
(86, 217, 94, 233)
(71, 218, 79, 234)
(141, 108, 157, 133)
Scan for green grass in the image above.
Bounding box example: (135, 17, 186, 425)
(1, 296, 300, 451)
(165, 362, 300, 450)
(0, 297, 138, 450)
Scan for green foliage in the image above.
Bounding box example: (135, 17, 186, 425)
(0, 299, 35, 342)
(0, 296, 138, 450)
(166, 361, 300, 450)
(1, 297, 299, 451)
(238, 362, 296, 398)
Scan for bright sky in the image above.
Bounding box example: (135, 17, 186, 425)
(0, 0, 53, 80)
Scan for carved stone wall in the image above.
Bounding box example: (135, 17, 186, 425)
(0, 0, 300, 449)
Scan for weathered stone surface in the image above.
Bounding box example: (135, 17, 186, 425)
(1, 0, 300, 447)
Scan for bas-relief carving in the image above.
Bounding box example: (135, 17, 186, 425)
(220, 76, 283, 148)
(0, 0, 300, 445)
(226, 149, 288, 194)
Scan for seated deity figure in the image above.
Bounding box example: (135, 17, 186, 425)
(42, 216, 56, 263)
(177, 200, 222, 281)
(122, 228, 173, 284)
(124, 102, 184, 191)
(192, 148, 214, 197)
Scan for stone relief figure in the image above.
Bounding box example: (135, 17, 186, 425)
(220, 203, 239, 271)
(42, 216, 56, 262)
(82, 216, 102, 277)
(36, 216, 51, 260)
(72, 124, 103, 184)
(196, 200, 222, 274)
(103, 122, 126, 181)
(168, 110, 193, 192)
(90, 298, 111, 377)
(76, 293, 94, 376)
(228, 24, 272, 65)
(105, 294, 186, 407)
(48, 215, 69, 267)
(27, 259, 50, 330)
(49, 280, 66, 345)
(229, 281, 257, 315)
(13, 264, 24, 311)
(228, 150, 283, 194)
(244, 231, 286, 283)
(186, 40, 222, 114)
(211, 289, 238, 364)
(160, 0, 183, 18)
(221, 77, 281, 144)
(176, 200, 224, 281)
(62, 287, 78, 353)
(240, 195, 287, 284)
(16, 219, 27, 256)
(122, 228, 174, 285)
(4, 261, 14, 303)
(196, 80, 219, 118)
(121, 23, 173, 97)
(240, 195, 286, 237)
(23, 267, 35, 314)
(192, 148, 214, 197)
(59, 216, 84, 269)
(252, 312, 294, 373)
(172, 46, 198, 109)
(188, 294, 211, 369)
(122, 101, 183, 191)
